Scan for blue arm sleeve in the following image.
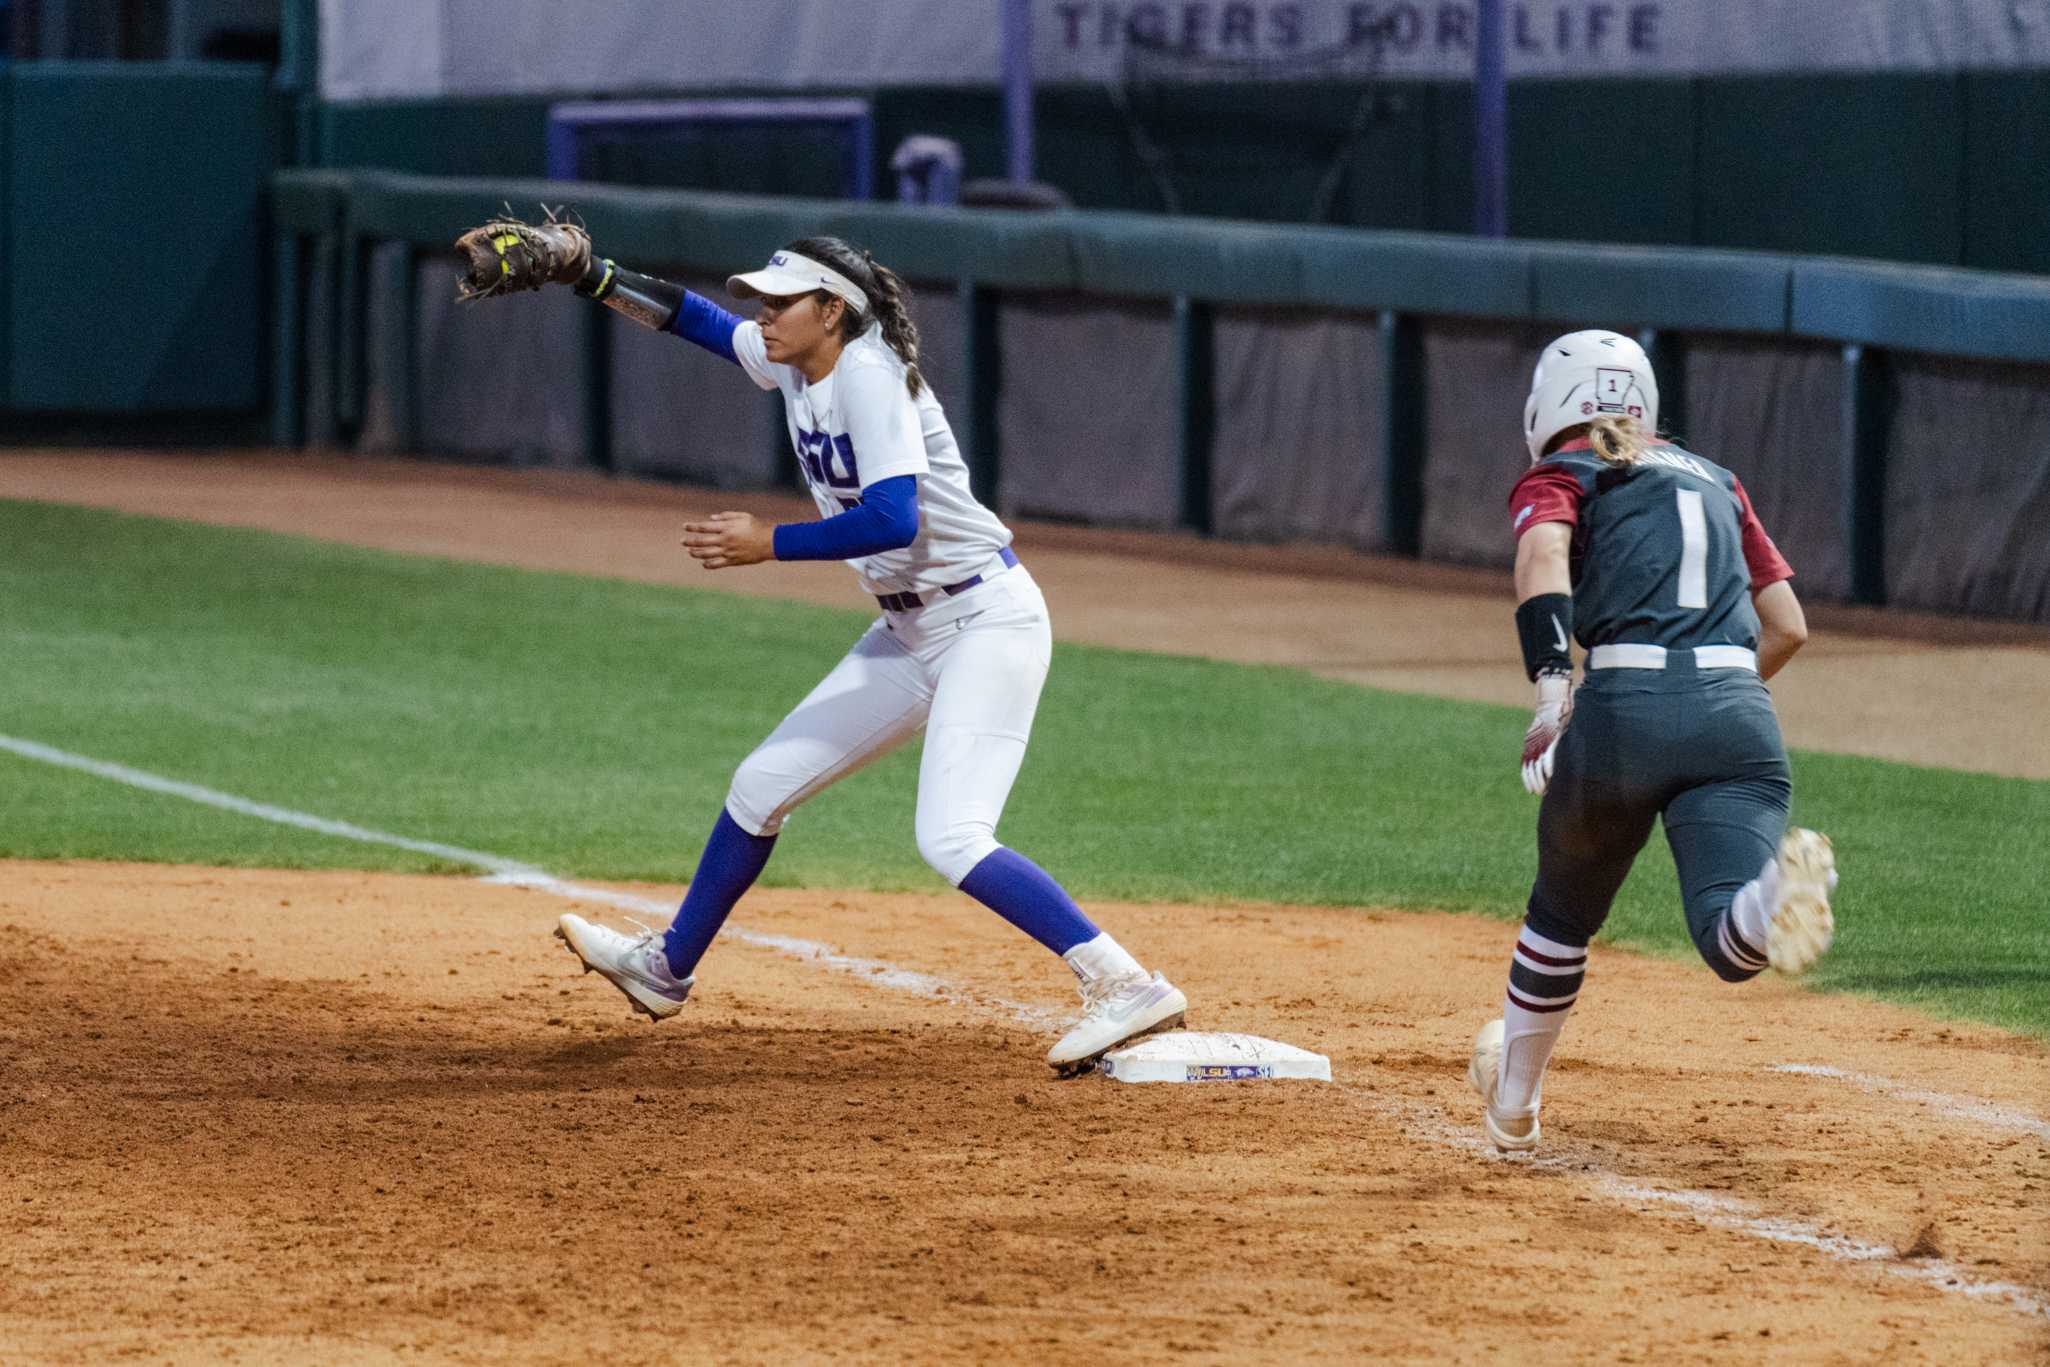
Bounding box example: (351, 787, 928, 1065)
(667, 290, 744, 366)
(771, 476, 920, 561)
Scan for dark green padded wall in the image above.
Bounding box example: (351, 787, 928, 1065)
(1431, 78, 1697, 243)
(1696, 74, 1965, 264)
(1328, 84, 1439, 232)
(1961, 73, 2050, 274)
(1513, 78, 1696, 245)
(313, 75, 2046, 275)
(873, 82, 1445, 228)
(8, 63, 273, 410)
(313, 84, 1500, 230)
(319, 97, 553, 177)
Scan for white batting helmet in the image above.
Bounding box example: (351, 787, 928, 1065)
(1523, 330, 1660, 462)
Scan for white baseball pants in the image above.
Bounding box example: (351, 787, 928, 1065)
(723, 566, 1053, 885)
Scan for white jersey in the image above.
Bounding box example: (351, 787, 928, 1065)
(733, 321, 1013, 597)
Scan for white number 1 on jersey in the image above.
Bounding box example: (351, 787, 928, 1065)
(1675, 488, 1708, 609)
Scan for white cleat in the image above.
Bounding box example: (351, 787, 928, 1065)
(1766, 828, 1836, 977)
(554, 913, 694, 1021)
(1047, 972, 1187, 1076)
(1467, 1018, 1541, 1154)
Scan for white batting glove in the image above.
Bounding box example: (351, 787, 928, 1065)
(1521, 671, 1574, 796)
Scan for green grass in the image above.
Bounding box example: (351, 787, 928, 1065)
(4, 499, 2047, 1035)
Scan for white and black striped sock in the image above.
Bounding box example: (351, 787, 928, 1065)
(1719, 854, 1778, 976)
(1498, 924, 1588, 1114)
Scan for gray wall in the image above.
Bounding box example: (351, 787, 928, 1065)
(610, 275, 782, 488)
(997, 294, 1179, 528)
(1419, 319, 1550, 568)
(1681, 337, 1851, 599)
(1886, 356, 2050, 621)
(1210, 307, 1386, 550)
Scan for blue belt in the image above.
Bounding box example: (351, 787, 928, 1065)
(876, 547, 1019, 613)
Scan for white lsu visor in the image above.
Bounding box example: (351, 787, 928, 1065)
(726, 251, 870, 316)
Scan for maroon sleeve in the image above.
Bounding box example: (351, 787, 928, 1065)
(1508, 465, 1584, 539)
(1731, 477, 1794, 590)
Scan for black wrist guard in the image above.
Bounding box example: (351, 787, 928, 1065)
(1515, 593, 1575, 681)
(576, 259, 685, 332)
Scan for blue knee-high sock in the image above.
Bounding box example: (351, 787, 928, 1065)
(661, 810, 777, 978)
(957, 847, 1101, 956)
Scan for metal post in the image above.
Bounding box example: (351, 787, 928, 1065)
(270, 231, 303, 446)
(1474, 0, 1508, 238)
(275, 0, 319, 166)
(0, 57, 11, 405)
(166, 0, 196, 58)
(1637, 328, 1685, 439)
(582, 308, 615, 473)
(849, 111, 875, 200)
(305, 231, 340, 446)
(391, 248, 418, 452)
(1841, 344, 1891, 606)
(546, 116, 581, 181)
(961, 285, 1003, 508)
(766, 389, 798, 489)
(1379, 311, 1425, 556)
(338, 232, 371, 436)
(1175, 296, 1215, 535)
(1001, 0, 1034, 184)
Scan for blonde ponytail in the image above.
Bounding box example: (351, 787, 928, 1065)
(1588, 414, 1655, 466)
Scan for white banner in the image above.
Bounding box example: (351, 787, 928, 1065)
(320, 0, 997, 101)
(321, 1, 2050, 101)
(1037, 1, 2050, 79)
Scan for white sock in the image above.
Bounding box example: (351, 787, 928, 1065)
(1498, 925, 1588, 1113)
(1063, 932, 1143, 984)
(1722, 854, 1778, 972)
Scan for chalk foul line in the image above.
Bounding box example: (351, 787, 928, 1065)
(1770, 1063, 2050, 1145)
(1596, 1179, 2050, 1319)
(1353, 1091, 2050, 1322)
(1, 731, 2041, 1321)
(0, 732, 1062, 1031)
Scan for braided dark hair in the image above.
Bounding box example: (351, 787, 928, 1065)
(783, 235, 925, 398)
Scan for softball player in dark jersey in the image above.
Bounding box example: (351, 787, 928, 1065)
(1467, 330, 1839, 1154)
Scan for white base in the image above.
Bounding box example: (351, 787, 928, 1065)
(1098, 1030, 1331, 1084)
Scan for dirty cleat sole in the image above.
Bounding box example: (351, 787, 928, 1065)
(554, 916, 690, 1021)
(1047, 973, 1189, 1077)
(1767, 828, 1836, 977)
(1050, 1004, 1186, 1079)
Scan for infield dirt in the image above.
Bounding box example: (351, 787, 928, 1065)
(3, 862, 2047, 1364)
(3, 452, 2048, 1363)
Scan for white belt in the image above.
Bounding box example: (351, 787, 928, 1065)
(1588, 644, 1757, 672)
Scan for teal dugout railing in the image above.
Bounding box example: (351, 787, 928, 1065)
(271, 171, 2050, 621)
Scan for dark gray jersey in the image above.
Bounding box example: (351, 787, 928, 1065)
(1508, 441, 1792, 652)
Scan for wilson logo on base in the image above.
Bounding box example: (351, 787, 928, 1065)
(1186, 1063, 1274, 1081)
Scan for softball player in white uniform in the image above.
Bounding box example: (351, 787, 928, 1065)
(545, 235, 1187, 1072)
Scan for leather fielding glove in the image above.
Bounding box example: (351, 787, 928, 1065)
(453, 206, 593, 301)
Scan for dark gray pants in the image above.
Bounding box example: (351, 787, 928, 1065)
(1526, 661, 1792, 981)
